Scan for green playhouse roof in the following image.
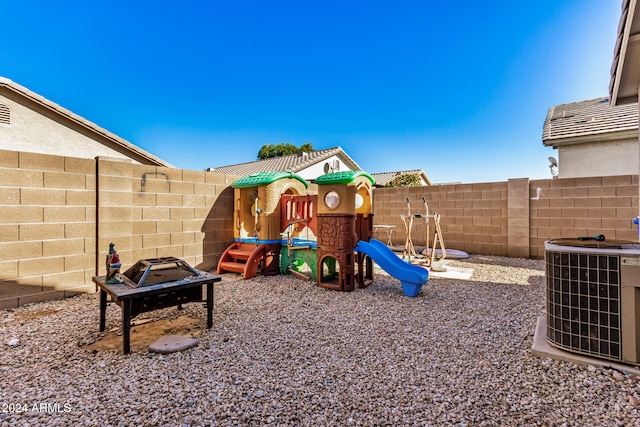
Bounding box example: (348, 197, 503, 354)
(231, 171, 309, 188)
(315, 171, 375, 185)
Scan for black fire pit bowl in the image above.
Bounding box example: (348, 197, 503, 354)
(123, 257, 207, 288)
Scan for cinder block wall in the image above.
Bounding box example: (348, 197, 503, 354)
(374, 181, 509, 256)
(0, 150, 237, 309)
(96, 159, 237, 275)
(0, 150, 97, 307)
(3, 148, 638, 309)
(529, 175, 638, 258)
(373, 175, 639, 259)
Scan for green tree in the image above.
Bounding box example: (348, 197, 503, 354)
(257, 142, 314, 159)
(299, 142, 313, 152)
(385, 173, 422, 188)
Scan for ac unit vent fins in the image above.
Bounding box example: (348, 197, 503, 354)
(546, 250, 621, 361)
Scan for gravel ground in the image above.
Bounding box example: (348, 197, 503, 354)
(1, 255, 640, 426)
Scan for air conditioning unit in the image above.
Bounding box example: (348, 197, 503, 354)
(545, 239, 640, 364)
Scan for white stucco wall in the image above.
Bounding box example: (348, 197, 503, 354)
(0, 94, 139, 162)
(297, 155, 355, 180)
(558, 138, 639, 178)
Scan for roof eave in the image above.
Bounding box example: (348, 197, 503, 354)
(611, 0, 640, 106)
(0, 77, 172, 167)
(542, 128, 639, 148)
(422, 172, 432, 186)
(322, 146, 363, 171)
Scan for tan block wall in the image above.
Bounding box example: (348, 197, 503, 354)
(374, 182, 509, 256)
(508, 178, 530, 258)
(0, 150, 96, 308)
(374, 175, 639, 260)
(3, 146, 638, 308)
(97, 161, 237, 274)
(529, 175, 639, 258)
(0, 149, 238, 309)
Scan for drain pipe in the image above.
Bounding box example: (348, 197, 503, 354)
(94, 156, 100, 292)
(94, 156, 100, 290)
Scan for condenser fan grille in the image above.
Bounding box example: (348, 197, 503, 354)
(546, 250, 622, 361)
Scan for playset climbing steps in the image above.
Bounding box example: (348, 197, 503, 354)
(217, 243, 269, 279)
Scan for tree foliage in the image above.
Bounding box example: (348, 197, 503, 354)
(257, 142, 314, 159)
(385, 173, 422, 188)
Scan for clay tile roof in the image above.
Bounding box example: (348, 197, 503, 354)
(542, 97, 638, 147)
(208, 146, 361, 176)
(369, 169, 431, 186)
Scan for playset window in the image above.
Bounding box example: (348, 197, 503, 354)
(324, 191, 340, 210)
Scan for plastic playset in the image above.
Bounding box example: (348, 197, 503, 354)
(217, 171, 429, 297)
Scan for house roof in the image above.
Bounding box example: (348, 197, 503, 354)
(369, 169, 432, 186)
(542, 97, 638, 147)
(208, 146, 362, 176)
(0, 77, 172, 167)
(610, 0, 640, 105)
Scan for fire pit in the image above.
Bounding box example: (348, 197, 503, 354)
(93, 257, 221, 354)
(123, 256, 207, 288)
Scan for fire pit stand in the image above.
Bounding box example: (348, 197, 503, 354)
(92, 257, 221, 354)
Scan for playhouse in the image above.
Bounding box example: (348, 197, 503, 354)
(217, 170, 428, 296)
(315, 170, 375, 291)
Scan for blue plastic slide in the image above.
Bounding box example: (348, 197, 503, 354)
(354, 238, 429, 297)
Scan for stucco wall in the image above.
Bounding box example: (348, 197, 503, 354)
(558, 138, 638, 178)
(297, 155, 352, 180)
(0, 94, 141, 162)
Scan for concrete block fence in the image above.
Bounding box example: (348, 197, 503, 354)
(372, 175, 639, 260)
(0, 149, 238, 308)
(1, 148, 638, 308)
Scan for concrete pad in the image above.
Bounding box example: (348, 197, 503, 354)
(429, 265, 474, 280)
(148, 335, 198, 354)
(532, 315, 640, 376)
(377, 253, 475, 280)
(425, 248, 470, 259)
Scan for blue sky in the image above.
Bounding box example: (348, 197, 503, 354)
(2, 1, 622, 183)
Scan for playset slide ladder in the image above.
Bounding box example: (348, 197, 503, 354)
(217, 242, 266, 279)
